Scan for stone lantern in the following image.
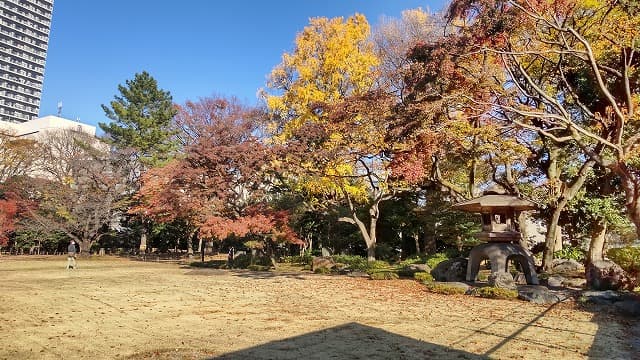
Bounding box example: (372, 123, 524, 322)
(452, 190, 539, 285)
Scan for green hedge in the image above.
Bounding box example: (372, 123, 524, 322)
(607, 247, 640, 277)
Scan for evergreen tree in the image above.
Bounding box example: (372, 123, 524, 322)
(100, 71, 178, 167)
(100, 71, 178, 254)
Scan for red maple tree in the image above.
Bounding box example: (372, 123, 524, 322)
(134, 96, 302, 249)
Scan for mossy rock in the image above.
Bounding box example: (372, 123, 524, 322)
(473, 286, 518, 299)
(414, 272, 434, 283)
(369, 271, 399, 280)
(424, 282, 468, 295)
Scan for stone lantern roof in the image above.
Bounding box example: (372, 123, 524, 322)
(451, 192, 537, 213)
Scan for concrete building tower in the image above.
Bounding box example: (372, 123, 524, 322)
(0, 0, 53, 123)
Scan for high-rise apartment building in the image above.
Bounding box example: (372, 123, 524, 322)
(0, 0, 53, 123)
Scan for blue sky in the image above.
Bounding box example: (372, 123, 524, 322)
(39, 1, 448, 131)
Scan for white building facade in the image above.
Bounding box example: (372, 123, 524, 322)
(0, 0, 53, 123)
(0, 115, 96, 138)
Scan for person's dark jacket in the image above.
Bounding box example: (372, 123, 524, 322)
(68, 243, 77, 256)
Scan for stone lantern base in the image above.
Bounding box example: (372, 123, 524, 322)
(466, 242, 539, 285)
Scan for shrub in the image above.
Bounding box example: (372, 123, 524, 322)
(231, 254, 252, 269)
(369, 271, 399, 280)
(554, 246, 586, 262)
(367, 260, 391, 270)
(414, 272, 433, 282)
(425, 252, 452, 269)
(473, 286, 518, 299)
(424, 282, 467, 295)
(607, 247, 640, 278)
(398, 255, 427, 267)
(281, 254, 313, 265)
(231, 254, 272, 269)
(331, 256, 391, 272)
(332, 255, 369, 271)
(314, 267, 332, 274)
(375, 243, 396, 261)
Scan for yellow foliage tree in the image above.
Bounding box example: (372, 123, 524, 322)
(264, 13, 379, 139)
(264, 14, 394, 261)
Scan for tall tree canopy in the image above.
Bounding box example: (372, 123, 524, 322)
(133, 96, 302, 253)
(100, 71, 178, 253)
(100, 71, 178, 168)
(264, 14, 401, 260)
(263, 13, 379, 139)
(21, 130, 125, 253)
(426, 0, 640, 267)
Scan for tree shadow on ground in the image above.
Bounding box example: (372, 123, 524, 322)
(228, 269, 310, 280)
(209, 322, 488, 360)
(587, 301, 640, 358)
(472, 290, 636, 358)
(181, 268, 310, 280)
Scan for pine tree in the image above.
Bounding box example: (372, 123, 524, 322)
(100, 71, 178, 254)
(100, 71, 178, 167)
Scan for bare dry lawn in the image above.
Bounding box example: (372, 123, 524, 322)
(0, 256, 635, 359)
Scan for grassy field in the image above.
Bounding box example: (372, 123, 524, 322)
(0, 256, 635, 359)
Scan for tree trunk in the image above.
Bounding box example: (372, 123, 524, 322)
(587, 220, 607, 265)
(338, 193, 381, 262)
(554, 225, 563, 252)
(423, 231, 436, 254)
(542, 205, 563, 272)
(187, 236, 194, 259)
(139, 227, 148, 254)
(366, 242, 376, 262)
(619, 171, 640, 239)
(79, 239, 91, 255)
(413, 233, 420, 255)
(517, 212, 530, 249)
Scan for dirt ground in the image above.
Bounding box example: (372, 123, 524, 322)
(0, 256, 635, 359)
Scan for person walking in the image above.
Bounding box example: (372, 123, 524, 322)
(66, 240, 77, 270)
(227, 247, 235, 268)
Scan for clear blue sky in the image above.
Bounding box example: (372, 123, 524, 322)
(39, 1, 448, 131)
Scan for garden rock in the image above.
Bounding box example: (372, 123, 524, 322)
(563, 277, 587, 289)
(547, 275, 566, 288)
(551, 259, 584, 274)
(586, 260, 633, 291)
(400, 263, 431, 277)
(488, 272, 516, 290)
(431, 257, 468, 282)
(581, 290, 624, 305)
(434, 281, 471, 293)
(312, 256, 336, 271)
(518, 286, 562, 304)
(406, 263, 431, 273)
